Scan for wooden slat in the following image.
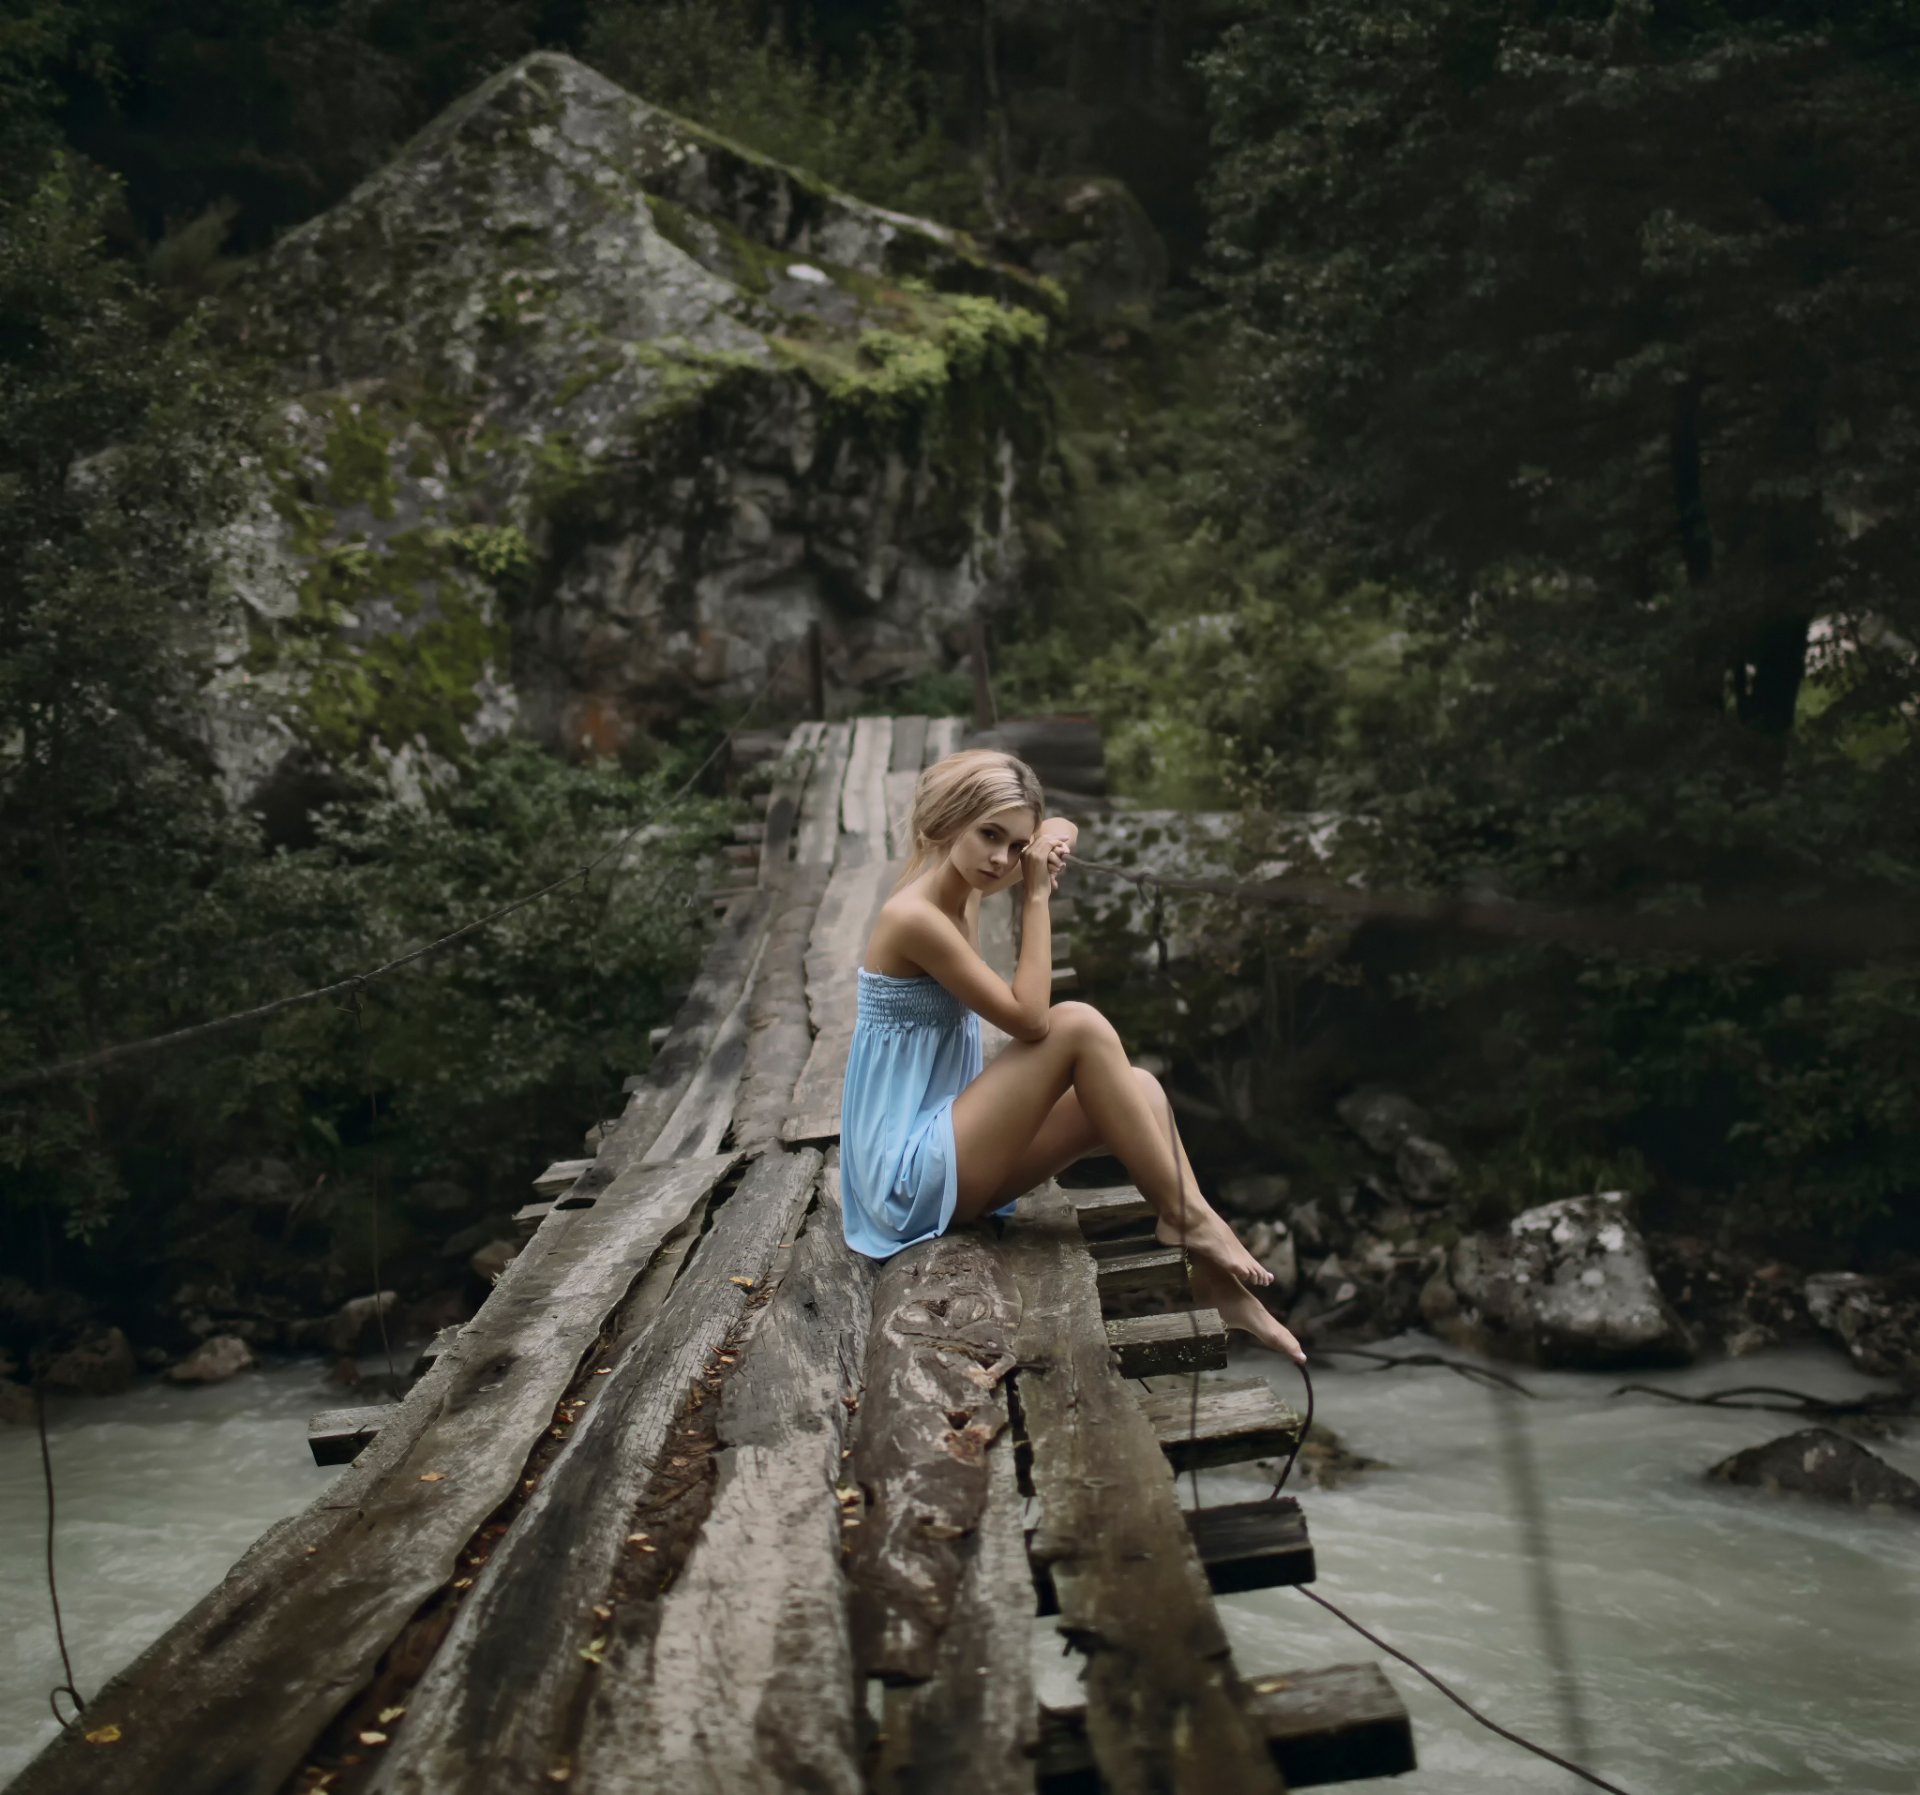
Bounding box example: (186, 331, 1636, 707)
(514, 1199, 554, 1234)
(923, 716, 964, 766)
(1107, 1309, 1229, 1378)
(574, 1158, 876, 1794)
(976, 886, 1019, 1061)
(368, 1150, 822, 1794)
(840, 714, 892, 864)
(639, 910, 772, 1165)
(1071, 1186, 1155, 1240)
(890, 715, 930, 772)
(795, 721, 854, 866)
(306, 1405, 388, 1467)
(760, 719, 824, 885)
(848, 1233, 1021, 1683)
(872, 1424, 1036, 1795)
(886, 715, 927, 858)
(1039, 1664, 1413, 1790)
(1096, 1244, 1188, 1302)
(533, 1157, 592, 1195)
(1004, 1188, 1284, 1795)
(781, 854, 898, 1143)
(731, 863, 831, 1154)
(1185, 1499, 1316, 1596)
(1136, 1379, 1303, 1473)
(9, 1154, 736, 1795)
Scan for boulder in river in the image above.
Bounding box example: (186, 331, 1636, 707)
(0, 1379, 35, 1426)
(166, 1335, 258, 1385)
(1707, 1427, 1920, 1514)
(1804, 1272, 1920, 1390)
(1335, 1086, 1433, 1159)
(40, 1326, 137, 1396)
(1420, 1192, 1694, 1369)
(323, 1291, 400, 1357)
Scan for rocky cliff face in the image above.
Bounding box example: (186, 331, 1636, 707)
(203, 52, 1056, 809)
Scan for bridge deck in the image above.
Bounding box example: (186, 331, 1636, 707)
(15, 717, 1414, 1795)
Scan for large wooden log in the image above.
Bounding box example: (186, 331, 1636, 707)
(10, 1154, 737, 1795)
(575, 1159, 877, 1794)
(840, 714, 893, 865)
(759, 720, 823, 887)
(848, 1232, 1023, 1683)
(795, 721, 854, 867)
(1004, 1188, 1284, 1795)
(731, 863, 831, 1154)
(1038, 1663, 1414, 1790)
(872, 1424, 1037, 1795)
(923, 716, 964, 765)
(781, 853, 898, 1144)
(365, 1150, 823, 1795)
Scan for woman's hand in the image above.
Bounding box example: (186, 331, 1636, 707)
(1022, 818, 1075, 898)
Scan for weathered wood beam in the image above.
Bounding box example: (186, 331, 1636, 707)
(1184, 1499, 1317, 1596)
(1004, 1188, 1285, 1795)
(9, 1154, 737, 1795)
(884, 714, 928, 858)
(1070, 1185, 1156, 1238)
(847, 1232, 1022, 1683)
(575, 1158, 877, 1794)
(840, 714, 892, 864)
(731, 863, 831, 1154)
(795, 721, 854, 867)
(760, 719, 824, 885)
(1136, 1378, 1303, 1473)
(532, 1157, 592, 1195)
(1095, 1244, 1188, 1304)
(1037, 1663, 1414, 1790)
(306, 1405, 389, 1467)
(781, 854, 898, 1144)
(922, 717, 964, 766)
(1107, 1309, 1229, 1377)
(366, 1150, 823, 1795)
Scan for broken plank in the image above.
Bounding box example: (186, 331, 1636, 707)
(1039, 1663, 1413, 1790)
(368, 1150, 823, 1795)
(1107, 1309, 1229, 1377)
(1185, 1498, 1317, 1596)
(1004, 1187, 1284, 1795)
(1136, 1378, 1303, 1473)
(731, 863, 831, 1155)
(514, 1199, 554, 1235)
(577, 1157, 876, 1794)
(795, 720, 854, 867)
(848, 1232, 1022, 1683)
(306, 1405, 389, 1468)
(8, 1154, 736, 1795)
(839, 714, 892, 865)
(759, 719, 824, 885)
(532, 1157, 592, 1195)
(781, 853, 898, 1144)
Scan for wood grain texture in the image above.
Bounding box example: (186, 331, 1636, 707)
(848, 1232, 1023, 1683)
(365, 1151, 822, 1795)
(780, 853, 898, 1144)
(1005, 1187, 1285, 1795)
(731, 863, 831, 1154)
(1107, 1309, 1229, 1377)
(890, 714, 930, 773)
(872, 1429, 1037, 1795)
(10, 1155, 736, 1795)
(923, 717, 964, 765)
(1184, 1499, 1316, 1596)
(639, 909, 772, 1164)
(839, 714, 892, 864)
(576, 1158, 877, 1795)
(758, 719, 824, 886)
(794, 721, 854, 867)
(1135, 1378, 1304, 1473)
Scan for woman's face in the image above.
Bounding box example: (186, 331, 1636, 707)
(948, 804, 1037, 889)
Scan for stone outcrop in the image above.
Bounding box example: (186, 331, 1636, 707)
(1420, 1192, 1694, 1368)
(39, 1326, 137, 1396)
(1804, 1272, 1920, 1389)
(206, 51, 1057, 807)
(1707, 1427, 1920, 1514)
(166, 1335, 258, 1385)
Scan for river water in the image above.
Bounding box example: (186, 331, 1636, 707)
(3, 1338, 1915, 1792)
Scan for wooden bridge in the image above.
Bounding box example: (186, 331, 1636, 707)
(16, 717, 1416, 1795)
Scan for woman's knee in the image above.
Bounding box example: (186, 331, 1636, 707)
(1050, 1000, 1119, 1048)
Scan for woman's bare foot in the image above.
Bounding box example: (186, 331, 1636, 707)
(1189, 1259, 1308, 1363)
(1156, 1206, 1273, 1288)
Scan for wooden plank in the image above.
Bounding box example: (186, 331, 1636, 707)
(1071, 1186, 1155, 1239)
(1039, 1664, 1414, 1790)
(1004, 1188, 1284, 1795)
(533, 1157, 592, 1195)
(514, 1199, 554, 1234)
(731, 863, 831, 1154)
(872, 1427, 1036, 1795)
(848, 1232, 1022, 1682)
(923, 716, 963, 766)
(795, 720, 854, 866)
(368, 1150, 823, 1795)
(1096, 1245, 1188, 1303)
(1136, 1379, 1303, 1473)
(977, 885, 1019, 1062)
(1185, 1499, 1316, 1597)
(574, 1158, 876, 1794)
(886, 715, 927, 858)
(9, 1155, 736, 1795)
(639, 907, 772, 1165)
(1107, 1309, 1229, 1378)
(594, 887, 777, 1186)
(760, 719, 824, 885)
(306, 1405, 388, 1467)
(890, 714, 930, 773)
(781, 853, 898, 1144)
(840, 714, 893, 865)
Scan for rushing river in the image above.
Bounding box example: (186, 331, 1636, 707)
(4, 1339, 1916, 1792)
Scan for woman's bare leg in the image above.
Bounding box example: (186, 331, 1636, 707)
(949, 1003, 1270, 1286)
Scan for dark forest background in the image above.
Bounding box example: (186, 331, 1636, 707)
(5, 2, 1919, 1328)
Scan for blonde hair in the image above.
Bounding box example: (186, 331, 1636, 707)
(895, 749, 1044, 890)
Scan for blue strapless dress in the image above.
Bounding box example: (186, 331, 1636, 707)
(839, 969, 1014, 1259)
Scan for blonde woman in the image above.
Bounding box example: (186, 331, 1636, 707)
(840, 749, 1306, 1360)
